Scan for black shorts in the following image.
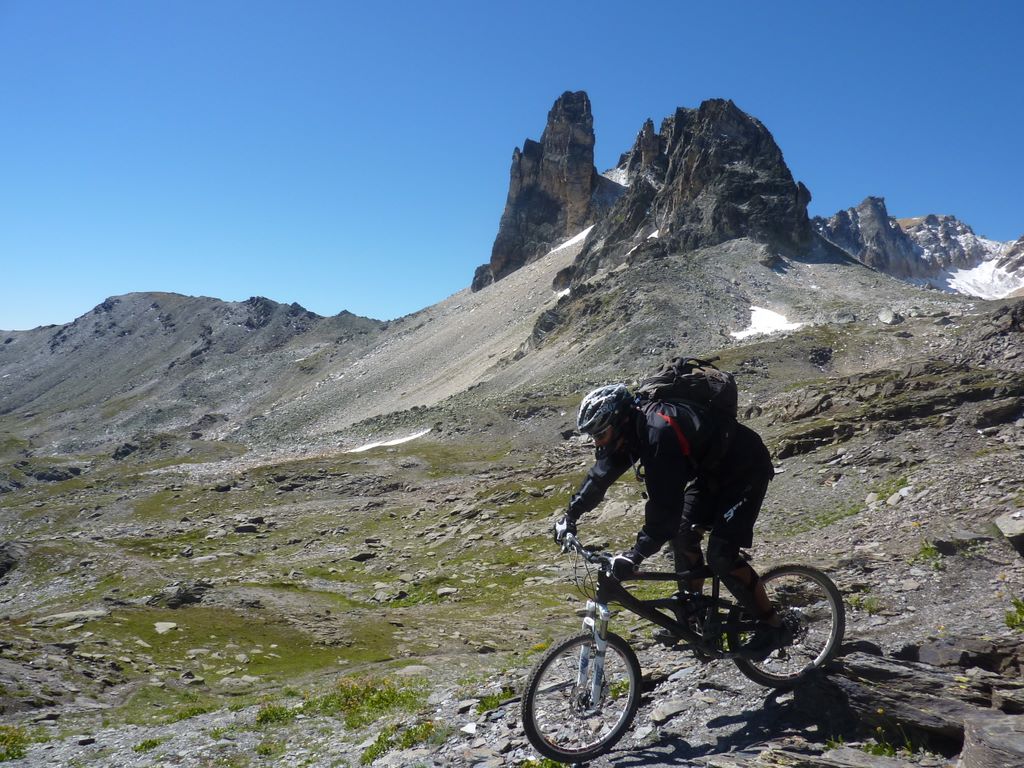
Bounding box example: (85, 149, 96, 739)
(681, 424, 773, 549)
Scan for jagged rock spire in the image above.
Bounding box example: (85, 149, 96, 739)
(471, 91, 600, 291)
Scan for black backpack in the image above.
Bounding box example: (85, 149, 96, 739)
(635, 356, 738, 472)
(636, 357, 738, 418)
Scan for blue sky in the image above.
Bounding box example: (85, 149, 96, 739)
(2, 1, 1022, 330)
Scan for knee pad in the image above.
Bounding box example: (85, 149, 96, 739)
(672, 526, 704, 566)
(706, 537, 744, 576)
(707, 537, 762, 616)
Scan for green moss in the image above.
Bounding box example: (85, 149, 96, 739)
(396, 720, 447, 749)
(77, 605, 362, 728)
(777, 502, 862, 535)
(872, 475, 909, 501)
(849, 593, 884, 615)
(476, 688, 515, 714)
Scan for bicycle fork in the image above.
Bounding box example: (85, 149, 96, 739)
(578, 599, 611, 708)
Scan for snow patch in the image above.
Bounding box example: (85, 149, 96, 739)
(945, 259, 1024, 300)
(730, 307, 804, 340)
(549, 226, 594, 254)
(346, 428, 431, 453)
(647, 229, 660, 239)
(601, 167, 630, 187)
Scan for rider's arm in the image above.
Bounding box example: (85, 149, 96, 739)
(567, 449, 633, 522)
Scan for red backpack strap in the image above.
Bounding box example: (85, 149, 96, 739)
(655, 410, 692, 460)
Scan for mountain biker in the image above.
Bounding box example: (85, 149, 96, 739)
(553, 383, 789, 659)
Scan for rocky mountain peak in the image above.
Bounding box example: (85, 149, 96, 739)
(560, 98, 812, 285)
(813, 196, 924, 279)
(815, 199, 1024, 298)
(1000, 235, 1024, 274)
(471, 91, 609, 291)
(898, 212, 1000, 271)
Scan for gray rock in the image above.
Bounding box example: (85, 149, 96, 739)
(30, 609, 108, 627)
(959, 710, 1024, 768)
(879, 308, 904, 326)
(995, 510, 1024, 550)
(650, 698, 688, 724)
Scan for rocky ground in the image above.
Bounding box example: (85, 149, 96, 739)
(2, 301, 1023, 766)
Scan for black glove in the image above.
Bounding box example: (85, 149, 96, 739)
(553, 513, 577, 544)
(611, 549, 643, 580)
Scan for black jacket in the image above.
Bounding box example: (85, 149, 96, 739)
(568, 400, 713, 557)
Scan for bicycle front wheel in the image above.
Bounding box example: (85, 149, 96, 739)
(521, 631, 642, 763)
(729, 564, 845, 689)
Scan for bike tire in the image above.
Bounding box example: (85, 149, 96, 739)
(521, 631, 642, 763)
(728, 564, 845, 689)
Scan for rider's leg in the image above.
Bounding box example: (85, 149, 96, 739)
(671, 525, 705, 594)
(707, 536, 781, 626)
(704, 423, 777, 619)
(706, 536, 767, 615)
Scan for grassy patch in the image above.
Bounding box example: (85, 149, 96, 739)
(386, 441, 513, 478)
(1006, 598, 1024, 631)
(132, 736, 169, 753)
(0, 725, 30, 761)
(849, 593, 884, 615)
(100, 605, 352, 680)
(872, 475, 909, 501)
(911, 541, 943, 570)
(476, 687, 515, 714)
(302, 675, 425, 729)
(780, 502, 862, 535)
(255, 703, 297, 727)
(255, 738, 287, 758)
(359, 726, 395, 765)
(397, 720, 447, 749)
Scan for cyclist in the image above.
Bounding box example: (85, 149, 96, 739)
(553, 383, 789, 659)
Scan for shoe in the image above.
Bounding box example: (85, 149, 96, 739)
(739, 621, 793, 661)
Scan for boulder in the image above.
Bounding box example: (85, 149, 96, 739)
(0, 542, 25, 577)
(879, 309, 904, 326)
(794, 652, 998, 755)
(958, 711, 1024, 768)
(995, 510, 1024, 554)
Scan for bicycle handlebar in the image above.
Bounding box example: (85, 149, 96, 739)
(560, 533, 612, 568)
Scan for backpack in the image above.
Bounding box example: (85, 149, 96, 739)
(635, 357, 738, 418)
(635, 356, 738, 473)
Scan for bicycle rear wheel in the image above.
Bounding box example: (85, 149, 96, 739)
(521, 631, 642, 763)
(728, 564, 845, 689)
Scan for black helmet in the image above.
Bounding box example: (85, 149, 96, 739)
(577, 384, 633, 436)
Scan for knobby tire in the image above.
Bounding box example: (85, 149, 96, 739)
(728, 563, 845, 688)
(521, 631, 642, 763)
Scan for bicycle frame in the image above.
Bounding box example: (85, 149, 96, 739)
(582, 564, 759, 660)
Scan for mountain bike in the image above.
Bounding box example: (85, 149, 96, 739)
(521, 532, 845, 763)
